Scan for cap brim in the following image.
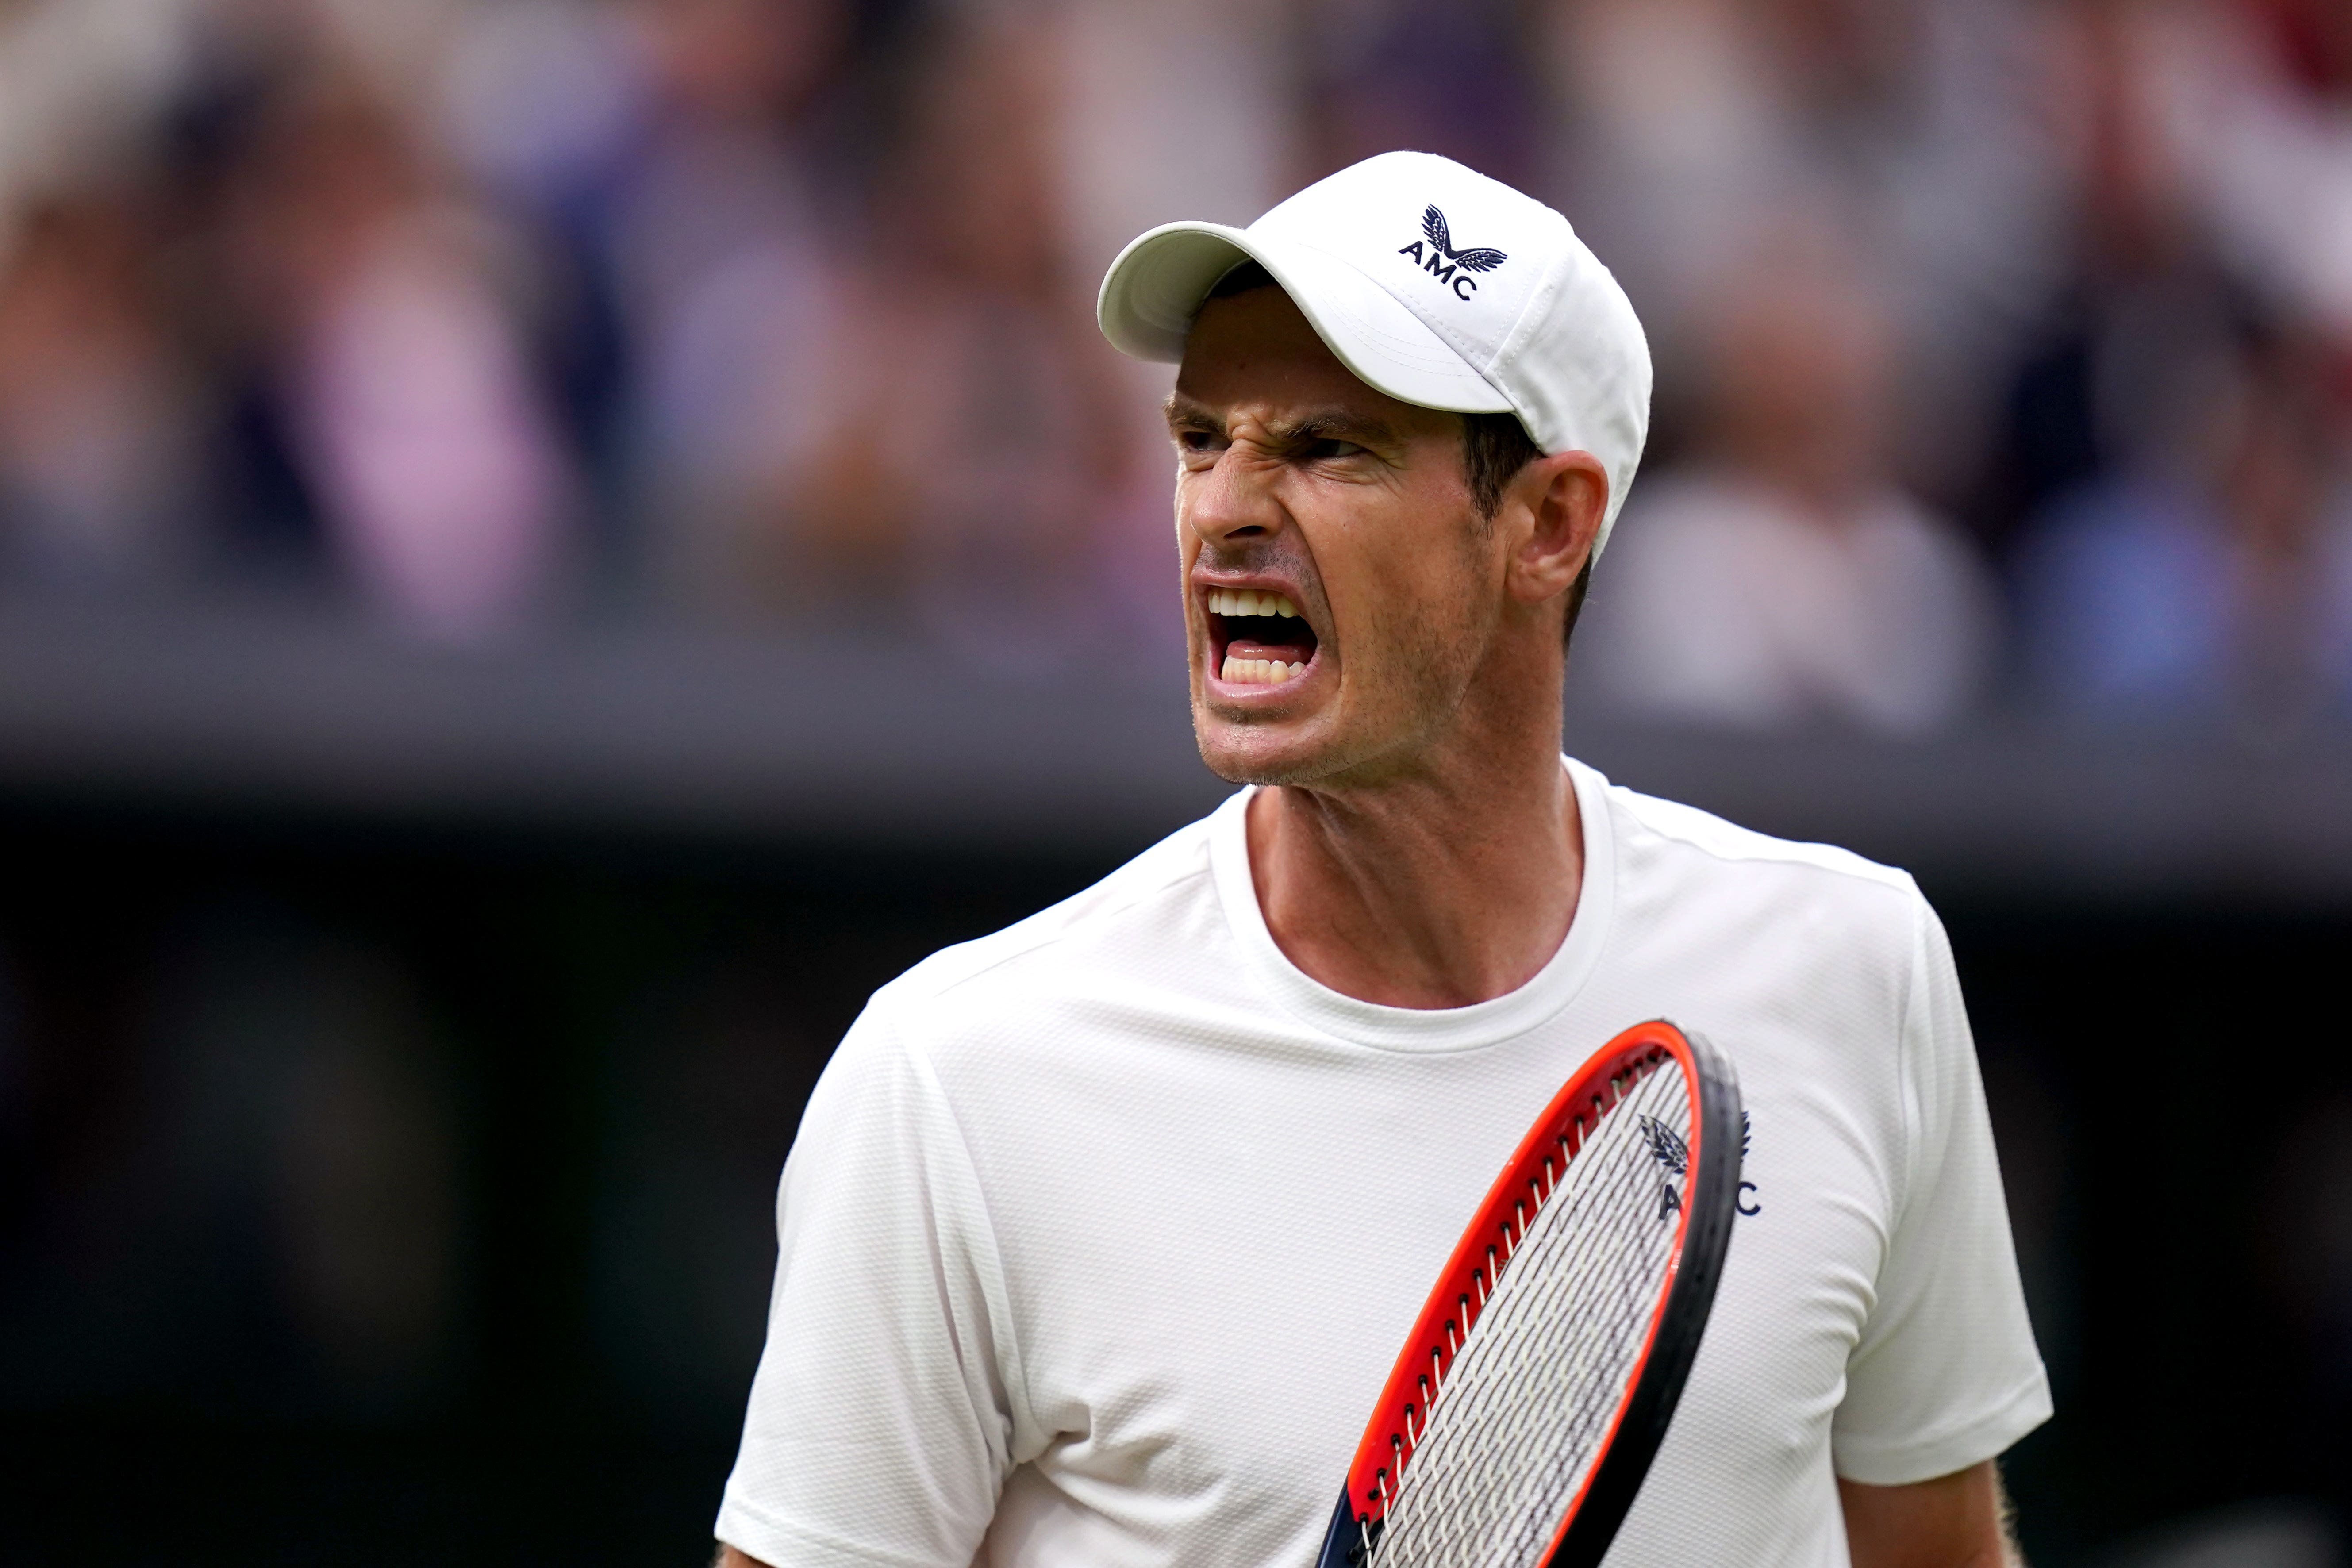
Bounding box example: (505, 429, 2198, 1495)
(1097, 221, 1513, 415)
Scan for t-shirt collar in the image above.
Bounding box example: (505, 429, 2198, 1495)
(1208, 757, 1617, 1052)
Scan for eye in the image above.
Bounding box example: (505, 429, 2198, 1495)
(1175, 427, 1225, 453)
(1301, 437, 1366, 461)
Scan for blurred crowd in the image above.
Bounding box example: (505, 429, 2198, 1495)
(0, 0, 2347, 730)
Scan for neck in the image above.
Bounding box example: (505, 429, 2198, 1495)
(1245, 681, 1583, 1011)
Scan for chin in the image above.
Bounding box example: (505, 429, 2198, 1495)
(1191, 702, 1360, 788)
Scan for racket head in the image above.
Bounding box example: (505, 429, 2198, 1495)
(1316, 1019, 1742, 1568)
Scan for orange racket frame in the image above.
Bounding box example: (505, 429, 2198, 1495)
(1317, 1019, 1741, 1568)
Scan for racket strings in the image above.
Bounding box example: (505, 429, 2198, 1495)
(1368, 1061, 1692, 1568)
(1385, 1126, 1672, 1560)
(1357, 1056, 1662, 1510)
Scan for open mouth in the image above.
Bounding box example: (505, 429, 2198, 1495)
(1205, 587, 1320, 687)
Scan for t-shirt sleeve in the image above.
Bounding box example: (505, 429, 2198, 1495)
(1830, 890, 2053, 1486)
(716, 996, 1026, 1567)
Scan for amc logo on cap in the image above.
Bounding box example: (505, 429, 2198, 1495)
(1394, 205, 1508, 300)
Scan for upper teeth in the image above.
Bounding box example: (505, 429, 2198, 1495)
(1209, 588, 1299, 619)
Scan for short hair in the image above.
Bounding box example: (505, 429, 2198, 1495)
(1201, 262, 1594, 644)
(1462, 410, 1541, 522)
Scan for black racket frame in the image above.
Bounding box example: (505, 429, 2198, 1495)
(1543, 1028, 1740, 1568)
(1314, 1026, 1742, 1568)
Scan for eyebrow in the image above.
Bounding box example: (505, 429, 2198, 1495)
(1162, 394, 1403, 450)
(1164, 393, 1222, 431)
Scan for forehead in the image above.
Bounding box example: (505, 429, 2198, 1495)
(1174, 287, 1447, 434)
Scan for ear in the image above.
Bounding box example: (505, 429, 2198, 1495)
(1503, 450, 1608, 610)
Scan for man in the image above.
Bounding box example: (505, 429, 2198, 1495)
(715, 152, 2049, 1567)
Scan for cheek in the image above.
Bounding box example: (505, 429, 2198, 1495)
(1370, 569, 1461, 654)
(1330, 513, 1479, 625)
(1330, 543, 1493, 699)
(1320, 558, 1438, 685)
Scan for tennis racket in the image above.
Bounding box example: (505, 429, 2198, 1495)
(1315, 1020, 1741, 1568)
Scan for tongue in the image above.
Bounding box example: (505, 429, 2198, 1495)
(1227, 636, 1314, 665)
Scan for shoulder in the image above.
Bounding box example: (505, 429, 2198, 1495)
(1588, 769, 1929, 976)
(1582, 769, 1949, 1158)
(1603, 774, 1916, 898)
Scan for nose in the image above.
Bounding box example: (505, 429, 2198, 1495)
(1184, 441, 1287, 550)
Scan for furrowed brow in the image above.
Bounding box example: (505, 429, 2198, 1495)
(1271, 408, 1402, 450)
(1162, 396, 1403, 452)
(1164, 393, 1224, 435)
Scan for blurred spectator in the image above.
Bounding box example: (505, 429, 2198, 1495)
(0, 0, 202, 262)
(1577, 236, 1999, 734)
(752, 12, 1140, 655)
(1542, 0, 2071, 502)
(578, 0, 851, 616)
(2, 0, 2348, 720)
(434, 0, 648, 518)
(439, 0, 865, 617)
(212, 76, 574, 638)
(2138, 0, 2352, 347)
(1295, 0, 1540, 190)
(0, 196, 200, 588)
(1054, 0, 1300, 660)
(1997, 0, 2352, 727)
(2015, 313, 2352, 725)
(1053, 0, 1295, 282)
(1977, 0, 2197, 550)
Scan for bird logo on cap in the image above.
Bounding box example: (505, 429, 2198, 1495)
(1419, 207, 1507, 273)
(1395, 205, 1507, 300)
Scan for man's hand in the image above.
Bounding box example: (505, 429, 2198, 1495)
(1839, 1460, 2020, 1568)
(714, 1547, 769, 1568)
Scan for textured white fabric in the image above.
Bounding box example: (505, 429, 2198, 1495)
(717, 759, 2050, 1568)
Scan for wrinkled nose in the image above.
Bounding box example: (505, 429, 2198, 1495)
(1185, 446, 1287, 549)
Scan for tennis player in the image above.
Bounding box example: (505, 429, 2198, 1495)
(715, 152, 2050, 1568)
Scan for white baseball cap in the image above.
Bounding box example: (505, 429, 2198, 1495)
(1097, 150, 1653, 552)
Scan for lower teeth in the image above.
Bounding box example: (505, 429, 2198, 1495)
(1222, 657, 1305, 685)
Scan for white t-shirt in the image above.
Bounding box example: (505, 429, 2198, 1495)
(717, 760, 2051, 1568)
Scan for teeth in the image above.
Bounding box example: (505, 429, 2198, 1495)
(1218, 656, 1310, 686)
(1207, 589, 1301, 619)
